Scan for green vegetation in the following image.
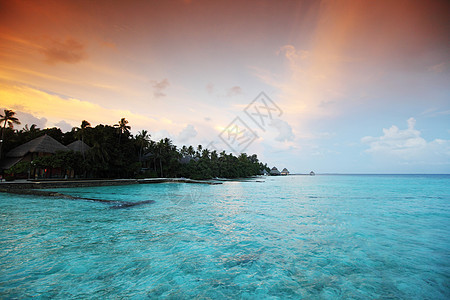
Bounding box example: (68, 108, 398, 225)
(1, 115, 270, 179)
(0, 109, 21, 160)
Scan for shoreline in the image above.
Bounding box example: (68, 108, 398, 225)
(0, 178, 222, 196)
(0, 178, 222, 206)
(0, 177, 222, 190)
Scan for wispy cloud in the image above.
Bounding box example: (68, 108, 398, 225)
(100, 40, 117, 50)
(277, 45, 309, 62)
(41, 38, 87, 64)
(227, 86, 242, 97)
(0, 84, 168, 133)
(151, 78, 170, 98)
(428, 62, 448, 73)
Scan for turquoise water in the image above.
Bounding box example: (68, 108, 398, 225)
(1, 175, 449, 299)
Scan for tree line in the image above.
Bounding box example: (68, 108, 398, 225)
(0, 110, 270, 179)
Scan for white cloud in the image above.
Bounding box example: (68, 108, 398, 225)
(14, 110, 47, 129)
(55, 120, 73, 132)
(152, 129, 172, 142)
(362, 117, 450, 161)
(270, 119, 295, 142)
(177, 124, 197, 143)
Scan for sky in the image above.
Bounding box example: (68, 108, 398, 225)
(0, 0, 449, 173)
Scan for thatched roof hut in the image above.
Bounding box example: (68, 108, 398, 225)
(179, 155, 199, 164)
(281, 168, 289, 175)
(0, 157, 23, 170)
(66, 140, 90, 153)
(260, 169, 269, 175)
(270, 166, 280, 175)
(0, 135, 69, 172)
(6, 135, 68, 158)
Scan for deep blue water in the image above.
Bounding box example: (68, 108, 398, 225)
(1, 175, 449, 299)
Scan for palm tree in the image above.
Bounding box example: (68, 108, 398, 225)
(136, 130, 151, 163)
(22, 124, 38, 132)
(155, 139, 165, 177)
(187, 145, 195, 156)
(114, 118, 131, 144)
(21, 124, 40, 140)
(0, 109, 21, 159)
(81, 120, 90, 130)
(196, 144, 203, 158)
(201, 148, 211, 159)
(180, 145, 188, 156)
(75, 120, 91, 159)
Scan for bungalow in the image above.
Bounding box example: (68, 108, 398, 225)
(66, 140, 90, 154)
(260, 169, 269, 176)
(281, 168, 290, 175)
(0, 135, 89, 179)
(270, 166, 281, 176)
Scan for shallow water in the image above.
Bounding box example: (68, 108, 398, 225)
(1, 175, 449, 298)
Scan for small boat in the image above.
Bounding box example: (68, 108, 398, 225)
(309, 171, 315, 176)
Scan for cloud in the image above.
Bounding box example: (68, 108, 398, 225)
(55, 120, 73, 132)
(278, 45, 309, 62)
(419, 107, 450, 117)
(12, 110, 47, 129)
(227, 86, 242, 97)
(177, 124, 197, 143)
(152, 129, 172, 141)
(0, 84, 169, 134)
(100, 41, 117, 50)
(362, 117, 450, 161)
(362, 118, 425, 155)
(41, 38, 87, 64)
(151, 78, 170, 98)
(428, 62, 448, 73)
(270, 119, 295, 142)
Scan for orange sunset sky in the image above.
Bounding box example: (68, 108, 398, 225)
(0, 0, 449, 173)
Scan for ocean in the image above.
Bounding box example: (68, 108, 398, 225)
(1, 175, 449, 298)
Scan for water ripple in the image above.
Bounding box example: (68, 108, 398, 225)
(1, 176, 449, 298)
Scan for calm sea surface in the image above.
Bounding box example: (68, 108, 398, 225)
(1, 175, 449, 299)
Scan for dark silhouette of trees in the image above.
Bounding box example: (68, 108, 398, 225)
(136, 130, 150, 163)
(0, 109, 21, 159)
(75, 120, 91, 159)
(1, 116, 270, 180)
(114, 118, 130, 144)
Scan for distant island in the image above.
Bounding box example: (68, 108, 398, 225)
(0, 110, 271, 181)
